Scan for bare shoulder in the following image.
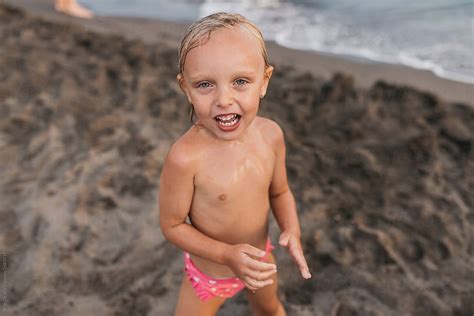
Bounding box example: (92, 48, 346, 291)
(254, 116, 285, 149)
(164, 127, 201, 171)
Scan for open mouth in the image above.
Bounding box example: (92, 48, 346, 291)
(214, 113, 241, 130)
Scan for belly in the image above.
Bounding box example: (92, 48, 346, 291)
(188, 203, 271, 278)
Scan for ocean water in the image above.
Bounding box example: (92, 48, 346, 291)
(80, 0, 474, 84)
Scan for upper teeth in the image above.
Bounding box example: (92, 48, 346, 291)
(216, 114, 237, 121)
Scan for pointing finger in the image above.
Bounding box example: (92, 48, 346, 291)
(287, 239, 311, 279)
(292, 249, 311, 279)
(302, 267, 311, 279)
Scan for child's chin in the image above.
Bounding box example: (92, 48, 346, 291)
(213, 131, 242, 141)
(210, 127, 244, 141)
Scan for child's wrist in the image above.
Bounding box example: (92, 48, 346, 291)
(283, 229, 301, 239)
(217, 243, 232, 265)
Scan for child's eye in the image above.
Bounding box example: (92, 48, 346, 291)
(197, 82, 211, 89)
(235, 79, 248, 86)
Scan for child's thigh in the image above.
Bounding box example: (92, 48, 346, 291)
(245, 253, 285, 316)
(174, 275, 227, 316)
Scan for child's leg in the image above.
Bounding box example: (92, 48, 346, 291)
(174, 274, 227, 316)
(245, 253, 286, 316)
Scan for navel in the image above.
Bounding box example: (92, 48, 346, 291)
(218, 194, 227, 201)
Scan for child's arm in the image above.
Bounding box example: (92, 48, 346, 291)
(159, 144, 277, 289)
(268, 122, 312, 279)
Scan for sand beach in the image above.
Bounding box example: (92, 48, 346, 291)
(0, 1, 473, 315)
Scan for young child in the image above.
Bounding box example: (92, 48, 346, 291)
(159, 12, 311, 316)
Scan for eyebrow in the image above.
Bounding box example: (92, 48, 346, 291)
(189, 71, 257, 82)
(188, 75, 208, 82)
(235, 71, 256, 77)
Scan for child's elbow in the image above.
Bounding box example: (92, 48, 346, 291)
(270, 186, 290, 199)
(159, 220, 172, 241)
(159, 218, 181, 242)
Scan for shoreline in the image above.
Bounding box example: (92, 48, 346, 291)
(4, 0, 473, 106)
(79, 0, 474, 86)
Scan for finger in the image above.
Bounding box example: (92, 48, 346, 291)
(243, 268, 277, 281)
(243, 281, 258, 291)
(242, 245, 266, 258)
(297, 258, 311, 279)
(279, 233, 291, 247)
(289, 246, 311, 279)
(244, 276, 274, 289)
(246, 257, 277, 272)
(302, 267, 312, 279)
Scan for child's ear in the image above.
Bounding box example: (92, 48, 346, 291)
(176, 73, 185, 90)
(176, 73, 192, 103)
(260, 65, 274, 98)
(264, 65, 274, 80)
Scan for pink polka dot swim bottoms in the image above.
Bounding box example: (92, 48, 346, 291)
(183, 237, 275, 302)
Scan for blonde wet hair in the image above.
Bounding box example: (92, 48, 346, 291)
(178, 12, 270, 75)
(178, 12, 270, 123)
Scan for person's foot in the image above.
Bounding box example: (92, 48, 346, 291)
(55, 1, 94, 19)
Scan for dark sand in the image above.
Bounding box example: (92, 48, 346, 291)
(0, 1, 473, 315)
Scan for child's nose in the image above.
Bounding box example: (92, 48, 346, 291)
(215, 86, 233, 108)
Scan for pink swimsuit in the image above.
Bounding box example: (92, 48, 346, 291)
(183, 237, 275, 302)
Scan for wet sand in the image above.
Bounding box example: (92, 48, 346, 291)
(0, 1, 473, 315)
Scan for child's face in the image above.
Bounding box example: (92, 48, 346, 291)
(178, 26, 273, 142)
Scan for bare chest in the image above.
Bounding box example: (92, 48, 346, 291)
(193, 144, 275, 204)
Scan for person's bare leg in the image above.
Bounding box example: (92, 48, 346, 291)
(174, 275, 227, 316)
(245, 253, 286, 316)
(55, 0, 94, 19)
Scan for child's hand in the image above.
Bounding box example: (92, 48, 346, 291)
(223, 244, 278, 291)
(279, 231, 312, 279)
